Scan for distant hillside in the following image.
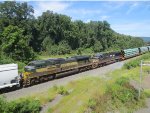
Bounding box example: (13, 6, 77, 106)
(141, 37, 150, 42)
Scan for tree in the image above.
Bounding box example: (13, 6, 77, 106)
(57, 40, 71, 55)
(1, 25, 35, 62)
(0, 1, 34, 27)
(93, 40, 103, 52)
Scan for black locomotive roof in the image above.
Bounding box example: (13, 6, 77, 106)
(71, 55, 90, 61)
(65, 57, 76, 62)
(28, 60, 46, 66)
(47, 58, 65, 64)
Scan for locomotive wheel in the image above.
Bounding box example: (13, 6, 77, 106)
(92, 64, 98, 69)
(30, 79, 36, 85)
(52, 75, 56, 79)
(39, 77, 44, 83)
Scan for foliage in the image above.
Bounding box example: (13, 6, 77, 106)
(0, 96, 7, 113)
(0, 1, 145, 64)
(0, 53, 14, 64)
(144, 89, 150, 98)
(0, 96, 41, 113)
(88, 77, 145, 113)
(1, 25, 36, 62)
(57, 86, 69, 95)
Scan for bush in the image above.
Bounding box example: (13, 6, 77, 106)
(87, 77, 143, 113)
(0, 53, 14, 64)
(17, 62, 26, 73)
(57, 41, 71, 55)
(124, 60, 140, 69)
(57, 86, 69, 95)
(0, 96, 41, 113)
(7, 99, 41, 113)
(106, 77, 139, 103)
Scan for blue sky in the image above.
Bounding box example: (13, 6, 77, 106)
(4, 1, 150, 37)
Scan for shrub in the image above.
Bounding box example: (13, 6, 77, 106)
(57, 86, 69, 95)
(0, 53, 14, 64)
(7, 99, 41, 113)
(0, 96, 41, 113)
(0, 96, 7, 113)
(123, 60, 140, 69)
(17, 62, 26, 73)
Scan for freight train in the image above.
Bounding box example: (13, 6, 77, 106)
(0, 46, 150, 89)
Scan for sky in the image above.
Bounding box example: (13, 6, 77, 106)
(2, 0, 150, 37)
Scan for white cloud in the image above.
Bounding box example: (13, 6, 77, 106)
(64, 9, 102, 15)
(111, 21, 150, 37)
(100, 15, 109, 20)
(126, 2, 139, 15)
(34, 1, 71, 17)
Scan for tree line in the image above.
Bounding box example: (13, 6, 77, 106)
(0, 1, 144, 63)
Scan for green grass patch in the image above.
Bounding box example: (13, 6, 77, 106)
(49, 77, 105, 113)
(27, 86, 59, 105)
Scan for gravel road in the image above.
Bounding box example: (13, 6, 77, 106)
(3, 60, 126, 101)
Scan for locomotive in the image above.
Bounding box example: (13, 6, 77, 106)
(1, 46, 150, 89)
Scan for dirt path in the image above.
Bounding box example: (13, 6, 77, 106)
(40, 94, 63, 113)
(3, 60, 126, 101)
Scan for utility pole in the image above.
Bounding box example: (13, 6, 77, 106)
(139, 60, 142, 99)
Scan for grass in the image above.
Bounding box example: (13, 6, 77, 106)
(47, 76, 146, 113)
(23, 86, 59, 105)
(48, 77, 106, 113)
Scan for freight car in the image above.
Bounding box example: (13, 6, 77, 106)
(0, 64, 20, 90)
(121, 48, 140, 60)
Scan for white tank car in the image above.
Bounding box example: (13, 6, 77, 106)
(0, 64, 20, 89)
